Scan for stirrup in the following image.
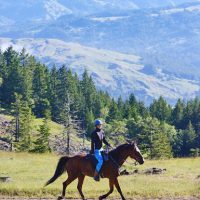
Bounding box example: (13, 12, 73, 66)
(94, 175, 100, 182)
(94, 171, 100, 181)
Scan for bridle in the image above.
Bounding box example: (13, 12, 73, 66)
(108, 144, 140, 171)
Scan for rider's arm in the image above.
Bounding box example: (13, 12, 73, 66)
(103, 135, 110, 147)
(90, 132, 95, 154)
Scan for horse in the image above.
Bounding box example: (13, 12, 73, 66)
(45, 142, 144, 200)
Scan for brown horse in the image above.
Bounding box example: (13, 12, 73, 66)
(45, 142, 144, 200)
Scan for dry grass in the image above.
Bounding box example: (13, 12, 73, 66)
(0, 152, 200, 199)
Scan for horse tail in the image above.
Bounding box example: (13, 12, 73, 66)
(45, 156, 70, 186)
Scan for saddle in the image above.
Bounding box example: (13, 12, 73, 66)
(85, 151, 109, 176)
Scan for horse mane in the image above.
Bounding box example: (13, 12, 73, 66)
(109, 143, 130, 162)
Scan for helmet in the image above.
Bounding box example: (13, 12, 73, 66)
(94, 119, 103, 126)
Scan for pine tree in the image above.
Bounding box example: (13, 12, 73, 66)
(137, 101, 149, 118)
(32, 64, 50, 117)
(151, 130, 172, 159)
(32, 118, 50, 153)
(171, 99, 185, 129)
(181, 100, 194, 130)
(149, 96, 172, 122)
(106, 99, 120, 123)
(127, 117, 173, 159)
(126, 118, 140, 139)
(81, 70, 96, 112)
(174, 121, 196, 157)
(13, 94, 34, 152)
(128, 93, 139, 119)
(117, 96, 124, 118)
(182, 121, 196, 156)
(48, 65, 59, 121)
(1, 47, 21, 105)
(85, 109, 95, 137)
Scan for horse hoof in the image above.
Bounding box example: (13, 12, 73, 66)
(57, 196, 64, 200)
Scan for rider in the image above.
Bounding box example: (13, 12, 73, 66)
(90, 119, 110, 181)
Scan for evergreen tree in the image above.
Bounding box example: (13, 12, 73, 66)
(13, 94, 34, 152)
(32, 118, 50, 153)
(106, 99, 120, 123)
(174, 121, 196, 156)
(149, 96, 172, 122)
(171, 99, 185, 129)
(127, 93, 139, 119)
(93, 96, 102, 117)
(126, 118, 140, 139)
(85, 109, 95, 136)
(151, 130, 172, 159)
(117, 96, 124, 118)
(181, 100, 194, 130)
(81, 70, 96, 114)
(126, 117, 173, 159)
(48, 65, 59, 121)
(32, 64, 50, 117)
(137, 101, 149, 118)
(1, 47, 22, 105)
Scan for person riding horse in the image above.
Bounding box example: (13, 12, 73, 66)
(90, 119, 111, 181)
(46, 140, 144, 200)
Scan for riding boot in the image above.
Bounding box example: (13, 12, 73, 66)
(94, 170, 100, 181)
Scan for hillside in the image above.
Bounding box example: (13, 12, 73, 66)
(0, 1, 200, 103)
(0, 38, 199, 104)
(0, 112, 89, 154)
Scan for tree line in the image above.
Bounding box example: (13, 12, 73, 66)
(0, 47, 199, 158)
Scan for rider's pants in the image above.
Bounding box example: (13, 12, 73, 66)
(94, 149, 103, 173)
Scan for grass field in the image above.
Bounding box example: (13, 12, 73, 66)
(0, 112, 90, 152)
(0, 152, 200, 199)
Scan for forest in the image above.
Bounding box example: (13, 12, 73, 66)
(0, 47, 200, 158)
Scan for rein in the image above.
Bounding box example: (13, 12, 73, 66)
(124, 159, 139, 166)
(108, 145, 138, 171)
(108, 154, 121, 169)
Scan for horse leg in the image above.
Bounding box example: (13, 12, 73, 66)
(99, 179, 114, 200)
(58, 175, 77, 200)
(77, 174, 86, 200)
(114, 178, 126, 200)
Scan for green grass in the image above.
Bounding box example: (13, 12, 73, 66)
(0, 112, 90, 149)
(0, 113, 13, 121)
(0, 113, 64, 136)
(0, 152, 200, 199)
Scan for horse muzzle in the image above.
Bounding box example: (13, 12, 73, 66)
(139, 159, 144, 165)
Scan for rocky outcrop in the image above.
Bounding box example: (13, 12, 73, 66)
(0, 139, 11, 151)
(120, 167, 167, 176)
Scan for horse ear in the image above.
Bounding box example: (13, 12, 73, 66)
(131, 141, 135, 146)
(126, 139, 132, 144)
(131, 140, 138, 145)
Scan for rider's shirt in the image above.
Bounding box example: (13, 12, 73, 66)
(91, 128, 109, 153)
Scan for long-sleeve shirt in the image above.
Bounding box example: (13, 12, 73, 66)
(91, 128, 109, 154)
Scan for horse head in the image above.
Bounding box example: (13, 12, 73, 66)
(128, 141, 144, 165)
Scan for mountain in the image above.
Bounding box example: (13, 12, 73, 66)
(1, 38, 199, 104)
(34, 1, 200, 80)
(0, 0, 200, 103)
(1, 1, 200, 79)
(0, 0, 72, 22)
(0, 0, 196, 23)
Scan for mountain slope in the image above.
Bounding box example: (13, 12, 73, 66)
(0, 1, 200, 103)
(0, 37, 199, 104)
(1, 1, 200, 80)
